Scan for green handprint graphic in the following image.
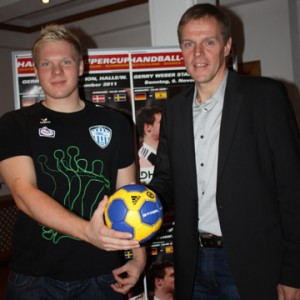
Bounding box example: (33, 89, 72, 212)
(37, 146, 110, 244)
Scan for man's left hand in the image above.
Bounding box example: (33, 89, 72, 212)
(111, 247, 146, 294)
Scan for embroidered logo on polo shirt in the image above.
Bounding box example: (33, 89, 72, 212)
(40, 118, 51, 125)
(89, 125, 112, 149)
(38, 126, 55, 138)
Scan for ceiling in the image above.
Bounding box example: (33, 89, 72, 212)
(0, 0, 266, 33)
(0, 0, 148, 33)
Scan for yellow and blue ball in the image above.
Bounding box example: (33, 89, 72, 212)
(104, 184, 163, 243)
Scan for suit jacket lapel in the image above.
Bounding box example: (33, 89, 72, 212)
(217, 71, 245, 186)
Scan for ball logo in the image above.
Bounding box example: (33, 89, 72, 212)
(146, 191, 155, 199)
(131, 195, 141, 206)
(142, 209, 160, 218)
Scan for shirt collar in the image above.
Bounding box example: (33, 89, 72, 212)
(192, 70, 228, 110)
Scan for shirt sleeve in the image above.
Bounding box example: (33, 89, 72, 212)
(117, 112, 135, 169)
(0, 111, 32, 161)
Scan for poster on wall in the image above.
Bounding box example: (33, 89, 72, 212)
(12, 54, 43, 109)
(130, 49, 194, 183)
(80, 49, 132, 114)
(12, 47, 194, 299)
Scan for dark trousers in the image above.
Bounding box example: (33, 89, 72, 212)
(192, 247, 241, 300)
(6, 271, 124, 300)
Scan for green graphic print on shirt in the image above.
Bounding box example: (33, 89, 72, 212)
(37, 145, 110, 244)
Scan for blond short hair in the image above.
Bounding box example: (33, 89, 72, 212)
(32, 24, 82, 67)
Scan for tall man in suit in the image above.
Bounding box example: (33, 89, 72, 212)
(149, 3, 300, 300)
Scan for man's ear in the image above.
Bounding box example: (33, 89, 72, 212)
(34, 66, 39, 80)
(155, 277, 163, 287)
(144, 123, 152, 133)
(224, 37, 232, 57)
(79, 60, 84, 76)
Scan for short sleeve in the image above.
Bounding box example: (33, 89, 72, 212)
(0, 111, 32, 161)
(117, 113, 135, 169)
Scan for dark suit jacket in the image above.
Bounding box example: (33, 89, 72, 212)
(149, 70, 300, 300)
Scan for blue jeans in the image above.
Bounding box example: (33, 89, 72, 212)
(192, 247, 241, 300)
(6, 271, 125, 300)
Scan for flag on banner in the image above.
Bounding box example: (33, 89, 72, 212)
(151, 248, 158, 256)
(124, 250, 133, 260)
(135, 93, 147, 101)
(22, 98, 35, 107)
(155, 90, 168, 100)
(92, 94, 106, 103)
(165, 245, 173, 254)
(114, 93, 126, 102)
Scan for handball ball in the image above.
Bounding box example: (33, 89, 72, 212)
(104, 184, 163, 243)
